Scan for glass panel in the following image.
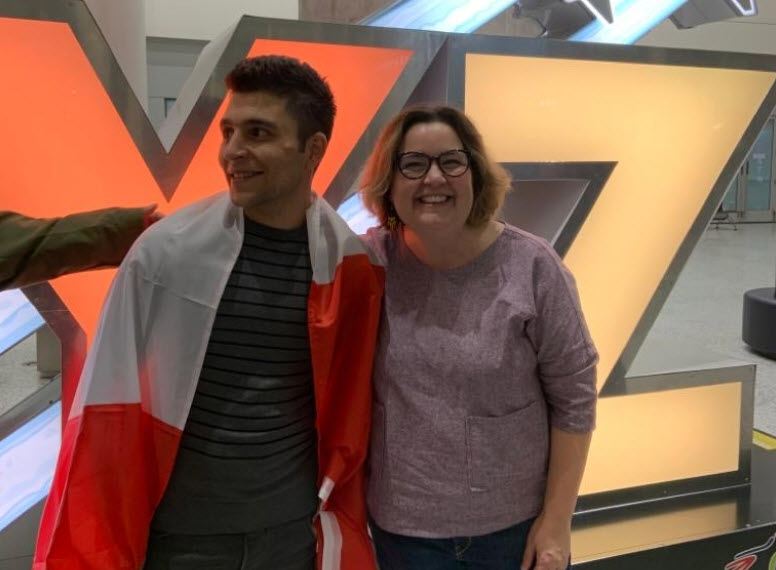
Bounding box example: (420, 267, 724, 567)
(745, 120, 773, 211)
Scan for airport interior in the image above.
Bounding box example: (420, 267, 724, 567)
(1, 0, 776, 568)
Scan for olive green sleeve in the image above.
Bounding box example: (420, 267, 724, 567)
(0, 207, 146, 291)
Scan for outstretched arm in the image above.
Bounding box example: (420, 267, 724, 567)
(0, 205, 161, 291)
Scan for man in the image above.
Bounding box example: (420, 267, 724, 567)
(0, 204, 161, 291)
(33, 56, 384, 570)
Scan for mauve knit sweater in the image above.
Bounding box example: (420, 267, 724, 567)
(363, 224, 598, 538)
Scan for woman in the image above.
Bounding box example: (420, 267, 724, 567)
(360, 105, 598, 570)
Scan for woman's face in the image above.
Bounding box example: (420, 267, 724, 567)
(390, 121, 474, 236)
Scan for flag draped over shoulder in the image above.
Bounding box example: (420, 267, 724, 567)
(33, 193, 384, 570)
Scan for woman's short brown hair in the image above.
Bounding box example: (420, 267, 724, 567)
(360, 104, 511, 228)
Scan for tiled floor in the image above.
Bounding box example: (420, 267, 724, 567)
(643, 222, 776, 436)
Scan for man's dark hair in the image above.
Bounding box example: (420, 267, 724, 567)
(225, 55, 336, 147)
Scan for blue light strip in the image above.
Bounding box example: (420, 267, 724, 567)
(0, 402, 61, 532)
(0, 289, 45, 355)
(337, 192, 379, 235)
(570, 0, 691, 44)
(363, 0, 517, 34)
(363, 0, 694, 46)
(729, 0, 756, 17)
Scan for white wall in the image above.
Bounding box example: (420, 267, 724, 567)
(80, 0, 299, 123)
(146, 38, 207, 129)
(145, 1, 298, 128)
(638, 2, 776, 55)
(145, 0, 298, 40)
(83, 0, 148, 109)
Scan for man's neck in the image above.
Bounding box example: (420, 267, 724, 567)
(243, 192, 311, 230)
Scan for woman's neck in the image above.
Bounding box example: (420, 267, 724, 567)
(402, 220, 504, 270)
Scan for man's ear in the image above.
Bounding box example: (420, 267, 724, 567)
(305, 132, 328, 171)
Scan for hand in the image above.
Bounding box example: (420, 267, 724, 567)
(521, 511, 570, 570)
(142, 203, 164, 228)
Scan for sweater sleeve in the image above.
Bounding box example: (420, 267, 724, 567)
(526, 244, 598, 433)
(0, 207, 145, 291)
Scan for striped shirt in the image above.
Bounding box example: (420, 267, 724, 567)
(151, 216, 318, 534)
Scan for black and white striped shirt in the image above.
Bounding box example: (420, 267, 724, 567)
(152, 216, 318, 534)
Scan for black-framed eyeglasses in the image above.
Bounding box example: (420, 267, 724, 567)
(396, 149, 471, 180)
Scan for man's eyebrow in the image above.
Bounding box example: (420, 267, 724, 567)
(219, 118, 276, 129)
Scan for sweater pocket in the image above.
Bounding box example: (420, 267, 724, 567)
(466, 400, 549, 492)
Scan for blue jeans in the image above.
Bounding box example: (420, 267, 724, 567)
(370, 517, 571, 570)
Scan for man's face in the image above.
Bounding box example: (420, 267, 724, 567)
(218, 91, 311, 222)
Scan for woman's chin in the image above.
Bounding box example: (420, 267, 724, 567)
(407, 216, 464, 236)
